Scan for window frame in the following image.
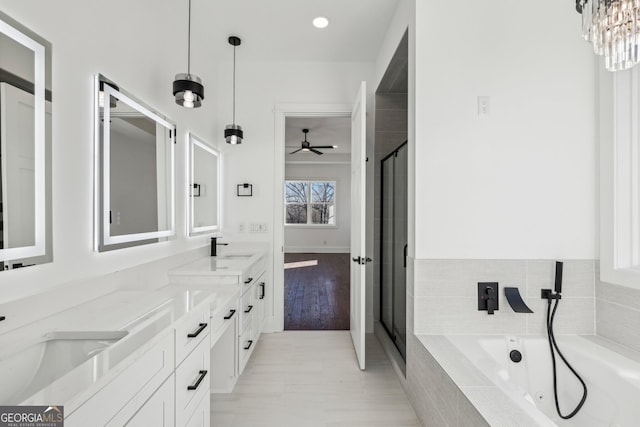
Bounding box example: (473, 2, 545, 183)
(600, 64, 640, 289)
(284, 179, 337, 228)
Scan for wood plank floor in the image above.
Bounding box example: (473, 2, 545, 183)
(211, 331, 420, 427)
(284, 253, 350, 330)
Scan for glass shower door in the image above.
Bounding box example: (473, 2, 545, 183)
(380, 142, 408, 361)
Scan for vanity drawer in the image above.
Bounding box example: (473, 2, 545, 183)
(238, 322, 255, 374)
(210, 293, 239, 345)
(176, 337, 210, 427)
(241, 255, 266, 285)
(175, 304, 210, 364)
(184, 387, 210, 427)
(239, 287, 255, 332)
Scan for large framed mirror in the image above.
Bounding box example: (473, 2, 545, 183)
(0, 11, 52, 271)
(188, 133, 221, 236)
(94, 74, 176, 252)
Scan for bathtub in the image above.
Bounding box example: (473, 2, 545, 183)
(446, 335, 640, 426)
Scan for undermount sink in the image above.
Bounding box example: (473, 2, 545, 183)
(0, 330, 128, 404)
(216, 254, 252, 259)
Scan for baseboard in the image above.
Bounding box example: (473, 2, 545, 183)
(284, 246, 350, 253)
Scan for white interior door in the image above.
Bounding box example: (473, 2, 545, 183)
(350, 81, 367, 370)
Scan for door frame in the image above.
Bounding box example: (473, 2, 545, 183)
(273, 104, 353, 332)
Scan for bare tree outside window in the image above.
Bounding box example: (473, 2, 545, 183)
(285, 180, 335, 225)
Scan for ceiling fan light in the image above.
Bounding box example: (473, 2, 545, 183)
(173, 74, 204, 108)
(225, 124, 244, 144)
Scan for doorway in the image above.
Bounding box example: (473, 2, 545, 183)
(283, 116, 352, 330)
(273, 86, 369, 370)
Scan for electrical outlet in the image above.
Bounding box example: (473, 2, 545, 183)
(238, 223, 245, 233)
(478, 96, 490, 115)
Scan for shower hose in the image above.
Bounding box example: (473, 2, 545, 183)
(546, 297, 588, 419)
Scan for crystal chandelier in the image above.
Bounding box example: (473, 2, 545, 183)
(577, 0, 640, 71)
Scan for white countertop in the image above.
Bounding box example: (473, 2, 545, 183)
(169, 253, 262, 276)
(169, 244, 266, 278)
(0, 285, 217, 411)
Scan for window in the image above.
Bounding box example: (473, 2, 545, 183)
(600, 66, 640, 288)
(285, 180, 336, 225)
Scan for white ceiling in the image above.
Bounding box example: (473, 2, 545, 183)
(193, 0, 400, 62)
(286, 116, 351, 158)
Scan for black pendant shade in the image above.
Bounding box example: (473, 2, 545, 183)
(173, 73, 204, 108)
(173, 0, 204, 108)
(225, 124, 243, 145)
(225, 36, 243, 144)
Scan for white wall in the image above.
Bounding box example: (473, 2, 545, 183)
(0, 0, 220, 303)
(413, 0, 595, 260)
(284, 163, 351, 253)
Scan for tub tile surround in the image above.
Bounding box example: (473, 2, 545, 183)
(596, 279, 640, 353)
(413, 259, 596, 335)
(406, 334, 489, 427)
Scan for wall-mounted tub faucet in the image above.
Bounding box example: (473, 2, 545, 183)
(0, 316, 5, 322)
(504, 287, 533, 313)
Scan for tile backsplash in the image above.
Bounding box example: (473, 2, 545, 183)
(413, 259, 596, 335)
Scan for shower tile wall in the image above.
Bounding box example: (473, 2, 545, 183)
(596, 278, 640, 353)
(413, 259, 596, 335)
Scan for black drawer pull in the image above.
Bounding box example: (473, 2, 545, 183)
(244, 340, 253, 350)
(244, 305, 254, 313)
(259, 283, 265, 300)
(244, 277, 253, 284)
(187, 370, 208, 391)
(224, 309, 236, 320)
(187, 323, 208, 338)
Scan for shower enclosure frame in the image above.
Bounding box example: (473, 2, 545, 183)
(379, 140, 408, 361)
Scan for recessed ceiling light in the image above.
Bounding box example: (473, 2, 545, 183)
(313, 16, 329, 29)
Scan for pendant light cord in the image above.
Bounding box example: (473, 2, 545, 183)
(187, 0, 192, 76)
(232, 44, 236, 125)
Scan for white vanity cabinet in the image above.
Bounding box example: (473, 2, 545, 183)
(169, 249, 268, 393)
(65, 292, 214, 427)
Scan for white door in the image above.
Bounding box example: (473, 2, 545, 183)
(350, 81, 367, 370)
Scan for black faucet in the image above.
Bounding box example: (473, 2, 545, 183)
(210, 237, 229, 256)
(0, 316, 5, 322)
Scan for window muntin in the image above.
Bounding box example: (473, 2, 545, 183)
(285, 180, 335, 225)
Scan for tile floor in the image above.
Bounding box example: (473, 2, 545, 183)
(211, 331, 419, 427)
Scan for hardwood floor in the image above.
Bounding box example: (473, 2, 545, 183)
(284, 253, 350, 330)
(211, 331, 420, 427)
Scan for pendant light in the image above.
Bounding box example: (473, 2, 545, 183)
(225, 36, 243, 144)
(172, 0, 204, 108)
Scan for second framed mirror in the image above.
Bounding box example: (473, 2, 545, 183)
(188, 133, 221, 236)
(94, 74, 176, 252)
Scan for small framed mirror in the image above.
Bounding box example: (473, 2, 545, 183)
(94, 74, 176, 252)
(0, 11, 52, 271)
(188, 133, 221, 236)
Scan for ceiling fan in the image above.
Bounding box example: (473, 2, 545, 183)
(288, 129, 336, 155)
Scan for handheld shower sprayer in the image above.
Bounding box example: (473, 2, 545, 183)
(554, 261, 563, 294)
(543, 261, 587, 419)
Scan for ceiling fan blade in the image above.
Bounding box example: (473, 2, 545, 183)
(310, 145, 335, 149)
(310, 148, 324, 155)
(289, 148, 302, 154)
